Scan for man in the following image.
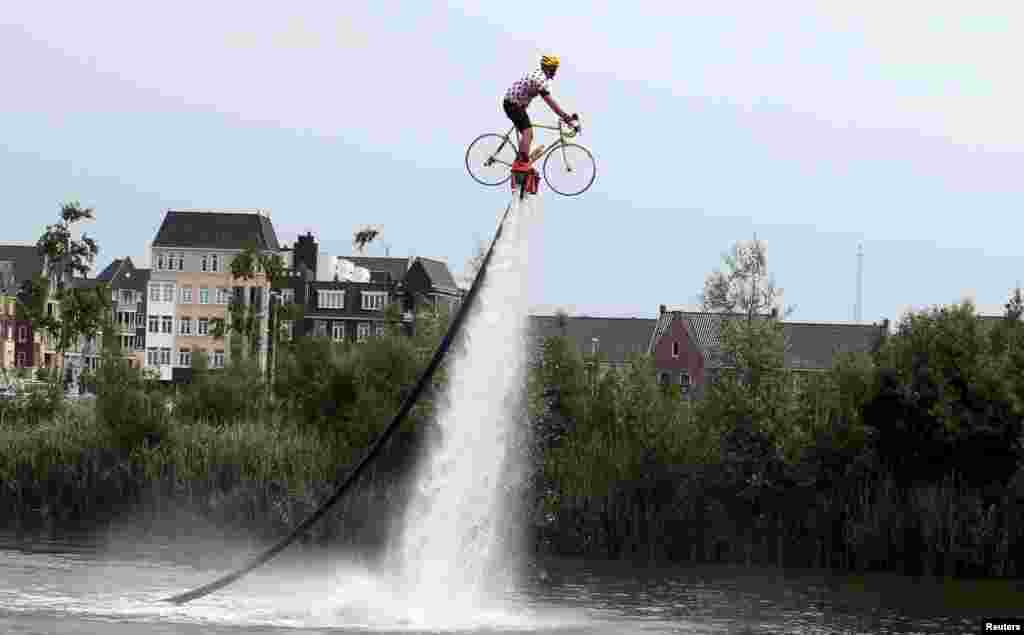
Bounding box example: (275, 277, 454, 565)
(503, 54, 578, 173)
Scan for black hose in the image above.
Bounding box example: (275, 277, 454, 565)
(164, 202, 515, 604)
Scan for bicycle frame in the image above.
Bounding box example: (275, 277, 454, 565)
(487, 120, 580, 169)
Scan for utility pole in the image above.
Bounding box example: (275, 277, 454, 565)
(855, 242, 864, 324)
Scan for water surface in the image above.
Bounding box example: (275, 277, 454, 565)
(2, 534, 1021, 634)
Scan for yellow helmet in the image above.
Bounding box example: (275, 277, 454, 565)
(540, 54, 560, 68)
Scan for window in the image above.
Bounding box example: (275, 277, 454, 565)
(217, 287, 230, 304)
(212, 350, 225, 368)
(120, 290, 132, 304)
(361, 291, 387, 311)
(199, 287, 210, 305)
(210, 254, 219, 272)
(149, 283, 160, 302)
(161, 315, 173, 334)
(672, 341, 680, 358)
(331, 322, 345, 341)
(281, 288, 295, 304)
(149, 315, 159, 333)
(315, 320, 328, 338)
(319, 290, 344, 309)
(198, 318, 209, 336)
(180, 317, 192, 335)
(680, 371, 691, 389)
(17, 325, 27, 343)
(178, 348, 191, 367)
(16, 351, 26, 367)
(156, 252, 165, 271)
(658, 372, 669, 386)
(162, 283, 174, 302)
(375, 322, 385, 337)
(147, 348, 158, 366)
(159, 347, 171, 365)
(181, 286, 193, 304)
(176, 253, 184, 271)
(201, 255, 208, 272)
(281, 320, 293, 340)
(357, 322, 371, 342)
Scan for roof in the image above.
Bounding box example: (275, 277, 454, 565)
(96, 257, 150, 292)
(345, 257, 410, 283)
(528, 315, 656, 366)
(781, 321, 885, 370)
(649, 310, 885, 371)
(0, 244, 43, 294)
(152, 210, 280, 251)
(416, 257, 459, 291)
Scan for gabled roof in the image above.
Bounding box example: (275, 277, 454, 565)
(345, 256, 409, 283)
(648, 311, 747, 364)
(0, 244, 43, 294)
(415, 257, 459, 291)
(649, 310, 885, 371)
(152, 210, 280, 251)
(95, 259, 124, 282)
(528, 315, 656, 366)
(96, 257, 149, 292)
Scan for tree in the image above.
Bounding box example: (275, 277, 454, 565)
(701, 235, 788, 320)
(460, 238, 489, 289)
(699, 236, 792, 397)
(697, 236, 801, 489)
(353, 225, 381, 253)
(224, 244, 285, 361)
(17, 202, 106, 383)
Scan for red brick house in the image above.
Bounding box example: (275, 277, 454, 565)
(0, 245, 44, 370)
(647, 305, 889, 396)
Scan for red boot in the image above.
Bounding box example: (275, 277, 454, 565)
(511, 158, 532, 173)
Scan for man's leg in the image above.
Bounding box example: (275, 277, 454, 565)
(518, 127, 533, 163)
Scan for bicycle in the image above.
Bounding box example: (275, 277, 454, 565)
(465, 115, 597, 197)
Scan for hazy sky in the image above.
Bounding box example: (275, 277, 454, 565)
(3, 3, 1022, 323)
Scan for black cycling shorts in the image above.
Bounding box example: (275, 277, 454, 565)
(503, 99, 531, 132)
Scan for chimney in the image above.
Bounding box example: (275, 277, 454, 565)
(295, 232, 319, 277)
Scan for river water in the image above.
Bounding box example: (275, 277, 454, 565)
(1, 534, 1022, 634)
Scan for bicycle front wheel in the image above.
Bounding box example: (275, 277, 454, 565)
(542, 143, 596, 196)
(466, 133, 516, 186)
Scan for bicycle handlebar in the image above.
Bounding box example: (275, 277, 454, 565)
(560, 114, 583, 137)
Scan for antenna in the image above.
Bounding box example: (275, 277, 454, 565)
(855, 242, 864, 324)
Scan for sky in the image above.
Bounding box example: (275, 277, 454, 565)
(2, 2, 1023, 324)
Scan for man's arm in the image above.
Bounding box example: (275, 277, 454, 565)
(541, 93, 574, 123)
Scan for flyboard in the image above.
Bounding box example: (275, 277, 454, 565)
(163, 185, 534, 606)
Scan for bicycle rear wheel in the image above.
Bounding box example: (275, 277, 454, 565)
(542, 143, 596, 196)
(466, 133, 516, 186)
